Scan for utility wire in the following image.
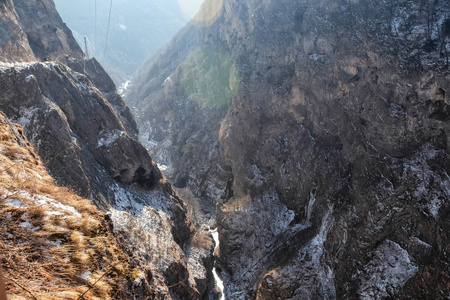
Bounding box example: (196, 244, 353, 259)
(94, 0, 97, 57)
(103, 0, 113, 61)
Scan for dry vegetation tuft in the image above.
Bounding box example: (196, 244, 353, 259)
(0, 114, 137, 299)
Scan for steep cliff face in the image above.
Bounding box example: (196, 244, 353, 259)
(0, 0, 214, 299)
(128, 0, 450, 299)
(0, 61, 162, 208)
(126, 24, 233, 201)
(0, 0, 82, 63)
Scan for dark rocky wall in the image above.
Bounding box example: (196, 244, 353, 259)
(127, 0, 450, 299)
(0, 0, 215, 298)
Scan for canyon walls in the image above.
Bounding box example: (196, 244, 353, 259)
(127, 0, 450, 298)
(0, 0, 215, 298)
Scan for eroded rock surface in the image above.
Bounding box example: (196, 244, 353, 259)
(0, 0, 214, 298)
(0, 0, 82, 63)
(0, 61, 162, 207)
(128, 0, 450, 299)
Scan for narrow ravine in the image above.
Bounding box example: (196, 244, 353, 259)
(210, 228, 225, 300)
(151, 163, 226, 298)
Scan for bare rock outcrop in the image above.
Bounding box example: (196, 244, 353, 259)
(0, 111, 155, 299)
(0, 61, 162, 206)
(0, 0, 214, 298)
(0, 0, 82, 63)
(127, 0, 450, 299)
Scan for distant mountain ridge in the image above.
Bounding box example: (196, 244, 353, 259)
(53, 0, 189, 84)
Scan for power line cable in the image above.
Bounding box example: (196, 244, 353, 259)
(94, 0, 97, 57)
(103, 0, 113, 61)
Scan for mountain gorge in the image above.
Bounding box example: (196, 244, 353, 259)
(53, 0, 189, 85)
(127, 0, 450, 299)
(0, 0, 216, 299)
(0, 0, 449, 299)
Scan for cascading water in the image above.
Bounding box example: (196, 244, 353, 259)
(210, 228, 225, 300)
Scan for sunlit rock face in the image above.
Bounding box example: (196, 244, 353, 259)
(128, 0, 450, 299)
(0, 1, 216, 298)
(0, 0, 82, 63)
(0, 61, 164, 207)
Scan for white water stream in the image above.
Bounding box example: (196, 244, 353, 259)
(210, 228, 225, 300)
(118, 80, 131, 96)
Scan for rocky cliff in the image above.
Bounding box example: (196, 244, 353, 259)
(0, 111, 148, 299)
(53, 0, 188, 84)
(127, 0, 450, 299)
(0, 0, 214, 298)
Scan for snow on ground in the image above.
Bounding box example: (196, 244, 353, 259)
(110, 183, 144, 213)
(4, 190, 81, 218)
(110, 182, 172, 217)
(97, 129, 125, 147)
(35, 195, 81, 217)
(0, 61, 58, 72)
(80, 271, 92, 282)
(109, 204, 179, 270)
(24, 74, 35, 82)
(71, 71, 94, 93)
(18, 220, 40, 232)
(295, 205, 336, 298)
(0, 62, 35, 70)
(358, 240, 418, 299)
(13, 106, 39, 127)
(402, 144, 450, 218)
(5, 198, 24, 208)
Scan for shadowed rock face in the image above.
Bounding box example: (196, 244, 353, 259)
(0, 0, 164, 216)
(0, 61, 162, 206)
(0, 1, 217, 299)
(0, 0, 82, 63)
(127, 0, 450, 299)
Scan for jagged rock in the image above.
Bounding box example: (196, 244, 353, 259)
(186, 230, 215, 297)
(128, 0, 450, 299)
(0, 110, 152, 299)
(0, 0, 214, 298)
(0, 61, 162, 208)
(0, 0, 82, 63)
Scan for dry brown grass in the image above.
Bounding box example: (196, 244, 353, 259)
(0, 115, 136, 299)
(191, 229, 214, 251)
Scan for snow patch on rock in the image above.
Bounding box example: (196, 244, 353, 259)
(402, 144, 450, 218)
(24, 74, 35, 82)
(13, 106, 39, 127)
(80, 271, 91, 282)
(296, 205, 336, 299)
(358, 240, 418, 299)
(97, 130, 125, 147)
(19, 220, 40, 232)
(109, 205, 181, 271)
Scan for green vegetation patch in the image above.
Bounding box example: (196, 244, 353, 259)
(181, 45, 240, 108)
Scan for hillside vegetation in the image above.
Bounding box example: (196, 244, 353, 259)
(0, 111, 145, 299)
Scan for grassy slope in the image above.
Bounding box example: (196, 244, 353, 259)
(0, 112, 145, 299)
